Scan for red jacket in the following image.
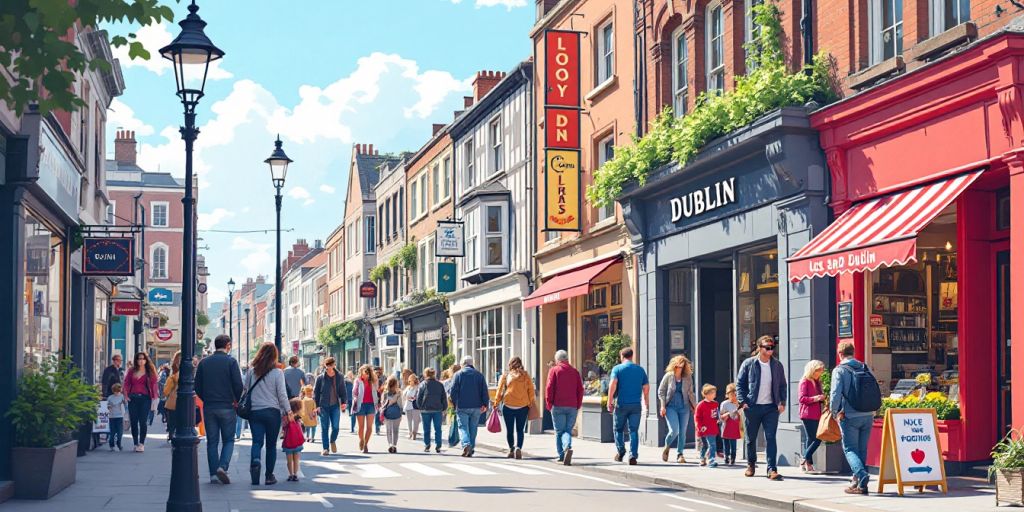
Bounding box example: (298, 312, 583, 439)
(694, 399, 720, 437)
(123, 370, 157, 399)
(545, 362, 584, 410)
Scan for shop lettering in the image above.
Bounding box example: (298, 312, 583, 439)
(807, 249, 878, 273)
(670, 177, 736, 222)
(899, 418, 934, 442)
(92, 253, 117, 261)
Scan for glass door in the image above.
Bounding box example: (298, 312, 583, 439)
(997, 250, 1011, 437)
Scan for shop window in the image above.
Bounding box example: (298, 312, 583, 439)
(582, 309, 623, 395)
(930, 0, 969, 36)
(586, 285, 608, 310)
(667, 268, 694, 360)
(468, 308, 503, 385)
(672, 27, 689, 116)
(24, 214, 64, 368)
(870, 0, 903, 64)
(705, 3, 725, 94)
(737, 247, 779, 368)
(596, 19, 614, 86)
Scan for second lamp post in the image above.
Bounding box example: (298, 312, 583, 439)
(265, 136, 292, 356)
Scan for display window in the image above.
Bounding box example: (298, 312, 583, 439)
(581, 283, 623, 396)
(94, 292, 109, 384)
(737, 247, 779, 369)
(466, 308, 503, 385)
(23, 212, 64, 369)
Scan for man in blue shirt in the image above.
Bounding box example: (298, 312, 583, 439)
(448, 355, 490, 457)
(607, 347, 649, 465)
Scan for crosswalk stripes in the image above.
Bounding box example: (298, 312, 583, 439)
(483, 462, 548, 475)
(357, 463, 403, 478)
(399, 462, 452, 476)
(442, 463, 497, 475)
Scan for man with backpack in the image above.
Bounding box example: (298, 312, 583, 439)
(829, 340, 882, 495)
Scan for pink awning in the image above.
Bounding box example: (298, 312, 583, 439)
(524, 257, 620, 309)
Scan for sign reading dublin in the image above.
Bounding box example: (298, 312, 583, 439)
(148, 287, 175, 305)
(82, 238, 135, 276)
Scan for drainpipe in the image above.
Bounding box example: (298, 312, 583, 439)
(801, 0, 814, 72)
(633, 0, 647, 136)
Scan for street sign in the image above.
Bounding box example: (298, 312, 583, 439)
(82, 238, 134, 276)
(359, 281, 377, 298)
(435, 221, 465, 257)
(197, 282, 208, 294)
(148, 287, 174, 305)
(155, 328, 173, 341)
(437, 262, 456, 292)
(112, 300, 141, 316)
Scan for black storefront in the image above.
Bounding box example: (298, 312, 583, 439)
(399, 300, 448, 375)
(620, 108, 834, 465)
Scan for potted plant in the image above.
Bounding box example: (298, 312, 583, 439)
(7, 357, 99, 499)
(991, 430, 1024, 506)
(580, 334, 632, 443)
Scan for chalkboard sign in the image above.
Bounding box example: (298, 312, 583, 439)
(837, 301, 854, 338)
(877, 408, 948, 495)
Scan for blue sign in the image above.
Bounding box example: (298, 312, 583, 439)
(436, 262, 456, 293)
(393, 319, 405, 335)
(385, 335, 400, 347)
(82, 238, 134, 276)
(148, 287, 174, 305)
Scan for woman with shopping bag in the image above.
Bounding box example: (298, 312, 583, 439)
(493, 357, 536, 460)
(798, 360, 828, 472)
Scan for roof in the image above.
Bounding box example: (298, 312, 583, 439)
(106, 160, 185, 188)
(449, 60, 532, 140)
(355, 153, 403, 200)
(303, 251, 328, 269)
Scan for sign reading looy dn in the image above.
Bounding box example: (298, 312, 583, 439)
(83, 238, 135, 276)
(545, 107, 580, 149)
(877, 408, 948, 495)
(544, 30, 581, 107)
(545, 149, 581, 231)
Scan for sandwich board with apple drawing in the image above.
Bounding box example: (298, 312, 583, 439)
(877, 408, 948, 495)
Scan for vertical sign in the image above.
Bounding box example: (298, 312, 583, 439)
(837, 301, 853, 338)
(544, 30, 582, 232)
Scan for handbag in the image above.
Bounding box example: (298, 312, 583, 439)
(381, 395, 402, 420)
(237, 371, 268, 421)
(486, 406, 502, 433)
(816, 407, 842, 443)
(527, 400, 541, 422)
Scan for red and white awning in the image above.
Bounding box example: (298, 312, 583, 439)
(787, 170, 983, 282)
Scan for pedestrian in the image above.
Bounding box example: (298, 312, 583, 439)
(235, 365, 248, 440)
(657, 354, 697, 464)
(313, 356, 348, 456)
(607, 347, 649, 465)
(284, 356, 306, 400)
(494, 356, 535, 460)
(403, 375, 421, 440)
(736, 335, 787, 481)
(107, 383, 126, 451)
(545, 350, 583, 465)
(719, 383, 742, 465)
(442, 364, 461, 448)
(101, 354, 123, 398)
(157, 364, 170, 424)
(352, 364, 379, 454)
(373, 367, 385, 435)
(300, 385, 318, 443)
(449, 356, 489, 457)
(414, 367, 446, 453)
(163, 351, 181, 442)
(344, 371, 356, 434)
(123, 352, 158, 452)
(830, 341, 880, 495)
(380, 376, 403, 453)
(799, 360, 827, 473)
(243, 342, 290, 486)
(695, 384, 720, 468)
(195, 334, 244, 485)
(282, 398, 305, 482)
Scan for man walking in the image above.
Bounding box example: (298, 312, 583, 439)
(546, 350, 583, 465)
(607, 347, 649, 465)
(448, 355, 489, 457)
(195, 334, 244, 484)
(101, 354, 123, 398)
(830, 341, 879, 495)
(736, 335, 787, 481)
(313, 357, 348, 456)
(284, 356, 306, 400)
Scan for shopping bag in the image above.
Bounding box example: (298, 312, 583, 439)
(486, 406, 502, 433)
(527, 400, 541, 422)
(816, 408, 842, 443)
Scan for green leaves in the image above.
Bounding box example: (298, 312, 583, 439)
(991, 429, 1024, 475)
(595, 333, 632, 374)
(317, 320, 363, 347)
(7, 357, 100, 448)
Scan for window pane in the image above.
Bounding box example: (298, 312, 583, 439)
(487, 206, 501, 233)
(487, 237, 502, 266)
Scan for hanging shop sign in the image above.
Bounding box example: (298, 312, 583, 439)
(544, 30, 582, 233)
(155, 328, 174, 342)
(359, 281, 378, 299)
(437, 262, 456, 293)
(82, 237, 135, 276)
(669, 177, 737, 222)
(112, 300, 141, 316)
(148, 287, 174, 305)
(435, 220, 465, 257)
(545, 149, 581, 231)
(544, 30, 581, 107)
(544, 107, 581, 149)
(877, 408, 948, 495)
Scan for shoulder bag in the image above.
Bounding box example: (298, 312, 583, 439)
(238, 371, 268, 420)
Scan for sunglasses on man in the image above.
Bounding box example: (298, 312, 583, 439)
(760, 344, 775, 351)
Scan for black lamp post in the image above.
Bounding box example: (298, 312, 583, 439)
(159, 2, 223, 510)
(227, 277, 235, 342)
(244, 306, 251, 362)
(265, 136, 292, 356)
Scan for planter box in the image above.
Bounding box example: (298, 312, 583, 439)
(12, 441, 78, 499)
(994, 468, 1024, 506)
(580, 402, 613, 443)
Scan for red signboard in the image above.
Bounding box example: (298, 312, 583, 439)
(112, 301, 141, 316)
(359, 281, 378, 299)
(155, 328, 173, 342)
(545, 107, 581, 149)
(544, 30, 581, 107)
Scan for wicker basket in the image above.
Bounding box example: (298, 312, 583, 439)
(995, 468, 1024, 506)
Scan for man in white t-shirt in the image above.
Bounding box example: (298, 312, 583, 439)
(736, 335, 787, 481)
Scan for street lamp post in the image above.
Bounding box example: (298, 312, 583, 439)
(227, 277, 235, 342)
(244, 306, 251, 362)
(265, 136, 292, 356)
(159, 2, 224, 510)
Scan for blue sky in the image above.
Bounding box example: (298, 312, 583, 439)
(106, 0, 534, 302)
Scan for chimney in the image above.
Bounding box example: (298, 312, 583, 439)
(536, 0, 559, 18)
(314, 239, 323, 249)
(432, 123, 446, 136)
(367, 144, 375, 155)
(472, 70, 506, 102)
(114, 129, 137, 165)
(464, 96, 474, 109)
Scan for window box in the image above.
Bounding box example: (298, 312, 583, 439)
(909, 22, 977, 62)
(849, 56, 904, 90)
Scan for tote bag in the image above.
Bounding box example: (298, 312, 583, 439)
(816, 407, 842, 443)
(486, 406, 502, 433)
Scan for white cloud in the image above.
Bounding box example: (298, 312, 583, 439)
(450, 0, 527, 9)
(406, 70, 472, 119)
(319, 184, 336, 194)
(197, 208, 235, 230)
(240, 251, 272, 275)
(108, 99, 155, 137)
(231, 237, 270, 252)
(113, 23, 232, 81)
(287, 186, 315, 206)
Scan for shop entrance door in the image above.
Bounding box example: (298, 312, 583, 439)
(697, 267, 734, 396)
(997, 250, 1012, 437)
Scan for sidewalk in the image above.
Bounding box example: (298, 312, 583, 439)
(471, 427, 1000, 512)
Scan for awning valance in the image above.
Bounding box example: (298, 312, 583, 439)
(523, 256, 620, 309)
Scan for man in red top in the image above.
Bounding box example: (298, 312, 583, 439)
(545, 350, 584, 465)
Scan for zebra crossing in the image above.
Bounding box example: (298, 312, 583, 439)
(302, 458, 555, 480)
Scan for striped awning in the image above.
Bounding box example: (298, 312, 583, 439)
(787, 170, 983, 282)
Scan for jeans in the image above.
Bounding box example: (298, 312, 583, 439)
(421, 411, 443, 448)
(374, 407, 382, 434)
(127, 395, 152, 445)
(700, 435, 718, 462)
(204, 408, 236, 476)
(551, 406, 577, 459)
(235, 415, 244, 439)
(319, 404, 341, 450)
(249, 408, 282, 477)
(613, 403, 642, 459)
(723, 438, 737, 460)
(663, 405, 690, 454)
(350, 410, 356, 432)
(840, 414, 873, 489)
(744, 404, 780, 471)
(448, 411, 460, 447)
(148, 409, 155, 426)
(802, 418, 822, 463)
(108, 418, 124, 448)
(502, 406, 529, 449)
(456, 408, 483, 449)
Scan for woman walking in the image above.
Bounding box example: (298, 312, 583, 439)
(798, 360, 827, 473)
(443, 364, 461, 448)
(244, 342, 290, 486)
(123, 352, 158, 452)
(658, 355, 698, 463)
(352, 364, 379, 454)
(381, 376, 403, 453)
(494, 357, 535, 460)
(403, 375, 422, 440)
(162, 352, 181, 442)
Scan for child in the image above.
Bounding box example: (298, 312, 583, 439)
(107, 383, 126, 451)
(719, 383, 742, 465)
(282, 398, 305, 482)
(694, 384, 721, 468)
(300, 385, 318, 443)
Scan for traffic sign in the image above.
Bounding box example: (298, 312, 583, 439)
(155, 328, 174, 341)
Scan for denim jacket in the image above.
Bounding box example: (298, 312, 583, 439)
(829, 358, 874, 419)
(735, 356, 787, 407)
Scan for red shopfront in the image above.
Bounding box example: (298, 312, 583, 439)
(788, 31, 1024, 470)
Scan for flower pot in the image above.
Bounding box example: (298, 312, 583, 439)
(12, 441, 78, 499)
(995, 468, 1024, 506)
(581, 402, 613, 443)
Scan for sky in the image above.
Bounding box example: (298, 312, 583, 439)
(106, 0, 535, 304)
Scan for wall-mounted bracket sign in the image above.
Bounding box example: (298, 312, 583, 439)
(83, 237, 135, 276)
(543, 29, 583, 233)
